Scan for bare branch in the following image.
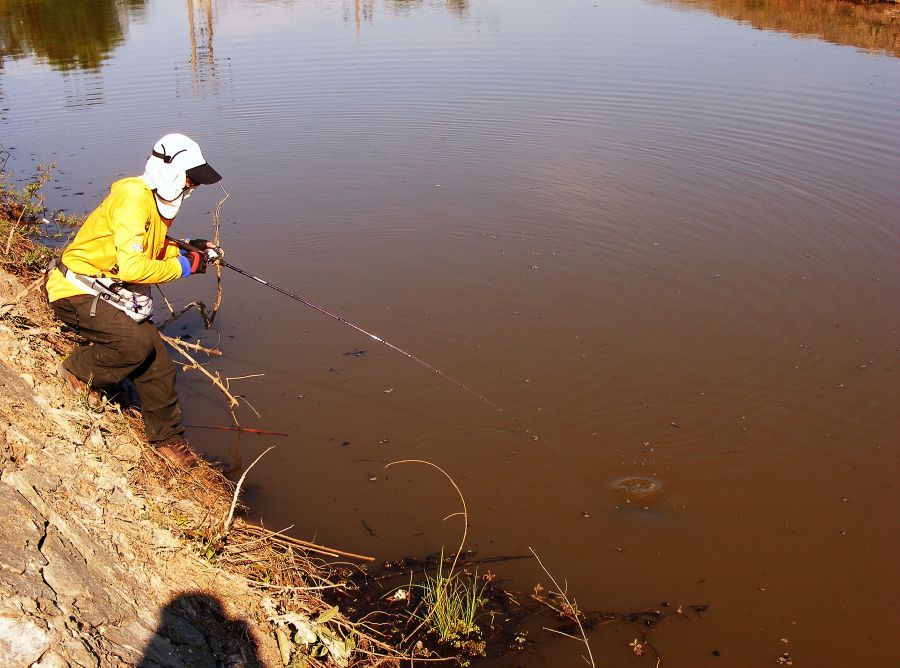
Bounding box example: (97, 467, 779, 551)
(529, 547, 596, 668)
(222, 446, 273, 536)
(167, 337, 223, 355)
(209, 184, 229, 321)
(161, 333, 239, 411)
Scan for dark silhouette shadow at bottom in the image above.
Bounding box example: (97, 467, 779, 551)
(137, 592, 262, 668)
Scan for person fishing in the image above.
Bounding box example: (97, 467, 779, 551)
(45, 133, 222, 468)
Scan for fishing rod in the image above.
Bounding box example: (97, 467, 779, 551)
(169, 237, 503, 412)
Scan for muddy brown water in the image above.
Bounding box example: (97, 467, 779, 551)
(2, 0, 898, 665)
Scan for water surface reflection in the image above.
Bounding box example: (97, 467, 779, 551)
(659, 0, 900, 56)
(385, 0, 469, 15)
(0, 0, 147, 71)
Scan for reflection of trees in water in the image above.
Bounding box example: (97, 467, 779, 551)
(658, 0, 899, 57)
(386, 0, 424, 11)
(0, 0, 148, 71)
(345, 0, 375, 35)
(0, 0, 225, 100)
(187, 0, 218, 94)
(345, 0, 469, 28)
(445, 0, 469, 17)
(387, 0, 469, 16)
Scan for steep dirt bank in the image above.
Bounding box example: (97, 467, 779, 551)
(0, 269, 287, 667)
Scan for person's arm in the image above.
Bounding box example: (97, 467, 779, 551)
(160, 237, 183, 260)
(110, 185, 186, 283)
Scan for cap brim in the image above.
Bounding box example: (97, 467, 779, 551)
(185, 163, 222, 185)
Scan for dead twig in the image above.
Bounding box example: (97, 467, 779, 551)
(222, 446, 273, 535)
(542, 626, 588, 642)
(529, 547, 596, 668)
(161, 333, 239, 411)
(185, 424, 287, 436)
(156, 184, 229, 329)
(164, 337, 222, 355)
(209, 184, 229, 320)
(239, 524, 375, 562)
(530, 588, 573, 619)
(157, 297, 219, 329)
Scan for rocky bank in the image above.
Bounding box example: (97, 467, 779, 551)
(0, 270, 284, 667)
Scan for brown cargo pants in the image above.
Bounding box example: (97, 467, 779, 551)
(50, 294, 185, 445)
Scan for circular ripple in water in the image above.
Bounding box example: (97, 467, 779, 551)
(612, 477, 664, 502)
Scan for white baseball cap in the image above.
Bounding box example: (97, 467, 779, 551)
(148, 133, 221, 192)
(142, 133, 221, 218)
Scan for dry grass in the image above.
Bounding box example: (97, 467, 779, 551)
(116, 404, 402, 665)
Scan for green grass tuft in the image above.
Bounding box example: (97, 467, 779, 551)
(416, 552, 487, 659)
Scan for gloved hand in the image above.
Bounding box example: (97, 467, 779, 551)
(186, 238, 224, 263)
(185, 249, 207, 275)
(186, 238, 211, 251)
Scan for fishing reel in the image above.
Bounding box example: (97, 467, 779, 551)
(205, 245, 225, 263)
(170, 237, 225, 264)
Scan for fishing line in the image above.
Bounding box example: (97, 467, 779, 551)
(169, 238, 510, 416)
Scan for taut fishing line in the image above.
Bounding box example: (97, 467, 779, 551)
(168, 238, 539, 431)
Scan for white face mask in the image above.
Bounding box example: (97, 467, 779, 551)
(153, 191, 183, 219)
(151, 183, 195, 219)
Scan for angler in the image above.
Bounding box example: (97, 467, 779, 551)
(45, 133, 222, 468)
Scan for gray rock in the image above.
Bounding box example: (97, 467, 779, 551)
(0, 483, 54, 600)
(31, 650, 71, 668)
(0, 615, 50, 668)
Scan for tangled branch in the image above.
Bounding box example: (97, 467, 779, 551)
(156, 185, 259, 425)
(157, 183, 229, 330)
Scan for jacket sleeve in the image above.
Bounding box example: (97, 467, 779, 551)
(110, 186, 185, 283)
(161, 238, 183, 260)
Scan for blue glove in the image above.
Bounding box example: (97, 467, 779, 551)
(178, 249, 207, 276)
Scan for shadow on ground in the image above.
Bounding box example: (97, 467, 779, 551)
(137, 592, 262, 668)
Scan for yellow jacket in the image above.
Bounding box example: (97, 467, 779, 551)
(46, 177, 185, 303)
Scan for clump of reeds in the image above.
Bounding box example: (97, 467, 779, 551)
(416, 551, 487, 658)
(383, 460, 493, 664)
